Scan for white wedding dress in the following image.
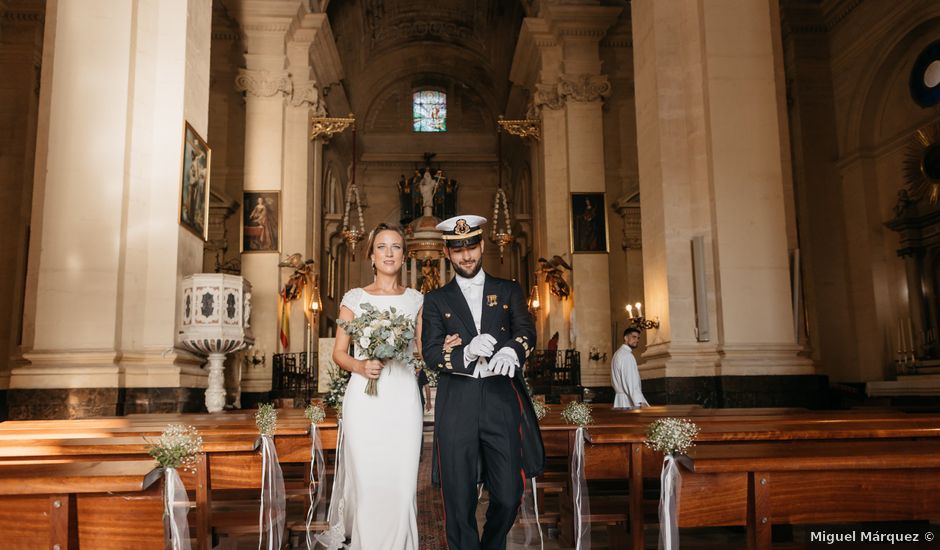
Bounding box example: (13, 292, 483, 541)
(319, 287, 424, 550)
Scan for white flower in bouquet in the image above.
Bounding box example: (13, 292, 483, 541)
(337, 302, 416, 396)
(645, 418, 699, 456)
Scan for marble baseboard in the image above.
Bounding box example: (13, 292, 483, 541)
(7, 388, 121, 419)
(123, 387, 206, 415)
(642, 374, 830, 409)
(6, 387, 208, 419)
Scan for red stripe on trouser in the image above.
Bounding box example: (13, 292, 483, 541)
(509, 380, 527, 507)
(436, 442, 451, 550)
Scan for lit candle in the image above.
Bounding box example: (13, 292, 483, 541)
(635, 302, 643, 317)
(626, 304, 633, 317)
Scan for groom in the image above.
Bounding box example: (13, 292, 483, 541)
(422, 215, 545, 550)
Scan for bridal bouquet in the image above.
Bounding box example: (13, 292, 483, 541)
(338, 303, 415, 396)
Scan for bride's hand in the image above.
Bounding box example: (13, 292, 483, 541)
(443, 334, 462, 351)
(361, 359, 384, 379)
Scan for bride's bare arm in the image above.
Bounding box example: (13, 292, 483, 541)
(332, 305, 383, 379)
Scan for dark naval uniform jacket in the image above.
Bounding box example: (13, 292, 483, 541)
(422, 273, 545, 487)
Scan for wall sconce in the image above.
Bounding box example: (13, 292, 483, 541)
(309, 280, 321, 315)
(528, 284, 541, 312)
(247, 347, 265, 368)
(589, 346, 608, 362)
(626, 301, 660, 330)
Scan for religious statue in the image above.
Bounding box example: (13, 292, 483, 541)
(398, 164, 459, 225)
(419, 259, 441, 294)
(418, 169, 438, 216)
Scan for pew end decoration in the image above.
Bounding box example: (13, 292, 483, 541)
(148, 424, 203, 550)
(646, 418, 700, 550)
(532, 400, 548, 422)
(304, 403, 327, 549)
(256, 404, 286, 549)
(562, 401, 594, 549)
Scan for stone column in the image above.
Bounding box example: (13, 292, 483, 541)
(12, 0, 212, 418)
(0, 2, 43, 394)
(511, 4, 620, 386)
(284, 11, 329, 363)
(631, 0, 813, 386)
(234, 38, 291, 397)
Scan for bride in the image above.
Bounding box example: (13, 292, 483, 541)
(319, 223, 458, 549)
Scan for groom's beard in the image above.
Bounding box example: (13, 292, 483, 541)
(452, 258, 483, 279)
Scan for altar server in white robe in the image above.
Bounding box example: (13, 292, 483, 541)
(612, 326, 650, 409)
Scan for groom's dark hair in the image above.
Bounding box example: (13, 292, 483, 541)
(366, 223, 408, 272)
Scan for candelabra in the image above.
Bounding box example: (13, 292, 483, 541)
(626, 302, 660, 330)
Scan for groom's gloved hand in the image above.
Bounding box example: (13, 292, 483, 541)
(464, 334, 497, 364)
(487, 347, 520, 377)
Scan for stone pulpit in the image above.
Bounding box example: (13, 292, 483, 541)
(178, 274, 254, 412)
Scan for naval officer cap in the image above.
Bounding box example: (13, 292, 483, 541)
(436, 215, 487, 249)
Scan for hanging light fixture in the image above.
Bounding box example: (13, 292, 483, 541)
(490, 128, 514, 261)
(341, 127, 365, 258)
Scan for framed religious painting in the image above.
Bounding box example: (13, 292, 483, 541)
(570, 192, 609, 253)
(179, 122, 211, 240)
(241, 191, 281, 253)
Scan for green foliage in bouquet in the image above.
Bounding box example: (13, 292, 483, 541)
(255, 403, 278, 436)
(148, 424, 203, 474)
(645, 418, 699, 456)
(338, 303, 416, 396)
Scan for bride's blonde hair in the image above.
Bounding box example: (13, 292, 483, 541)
(366, 223, 408, 273)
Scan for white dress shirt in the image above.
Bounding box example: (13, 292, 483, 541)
(457, 270, 496, 378)
(611, 344, 649, 408)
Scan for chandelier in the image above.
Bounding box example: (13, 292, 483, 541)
(341, 125, 366, 259)
(490, 186, 514, 261)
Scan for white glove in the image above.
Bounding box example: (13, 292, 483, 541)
(464, 334, 497, 364)
(487, 347, 519, 377)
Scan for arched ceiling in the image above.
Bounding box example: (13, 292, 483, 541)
(326, 0, 525, 130)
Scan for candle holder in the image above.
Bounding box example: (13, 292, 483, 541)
(626, 302, 660, 331)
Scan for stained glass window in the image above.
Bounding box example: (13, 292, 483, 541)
(413, 90, 447, 132)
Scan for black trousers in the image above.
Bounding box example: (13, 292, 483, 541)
(436, 375, 524, 550)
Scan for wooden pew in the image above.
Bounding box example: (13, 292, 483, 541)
(679, 440, 940, 549)
(583, 415, 940, 550)
(0, 409, 334, 550)
(0, 460, 164, 549)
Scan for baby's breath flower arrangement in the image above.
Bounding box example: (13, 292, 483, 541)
(645, 418, 700, 456)
(148, 424, 203, 474)
(305, 402, 326, 425)
(256, 403, 278, 436)
(532, 401, 549, 422)
(561, 401, 593, 427)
